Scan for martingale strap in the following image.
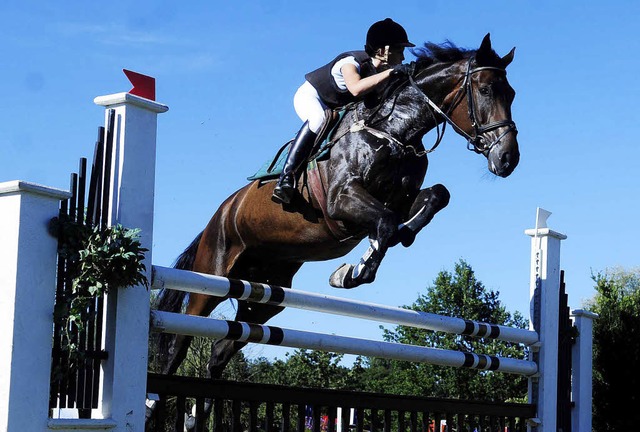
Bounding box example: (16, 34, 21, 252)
(349, 119, 404, 147)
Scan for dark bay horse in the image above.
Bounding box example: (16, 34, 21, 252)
(156, 34, 518, 382)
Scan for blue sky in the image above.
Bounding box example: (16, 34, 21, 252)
(2, 1, 639, 361)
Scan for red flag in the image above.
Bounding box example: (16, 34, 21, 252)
(123, 69, 156, 101)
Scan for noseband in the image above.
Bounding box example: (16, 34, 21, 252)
(408, 57, 517, 154)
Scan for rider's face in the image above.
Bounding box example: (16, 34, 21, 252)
(386, 45, 406, 66)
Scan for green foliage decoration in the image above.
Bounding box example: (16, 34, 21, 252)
(51, 216, 148, 380)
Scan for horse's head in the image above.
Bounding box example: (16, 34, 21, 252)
(448, 34, 519, 177)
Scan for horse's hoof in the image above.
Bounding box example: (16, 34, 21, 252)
(184, 405, 197, 431)
(399, 229, 416, 247)
(401, 236, 415, 247)
(329, 263, 356, 288)
(145, 397, 157, 422)
(184, 414, 196, 431)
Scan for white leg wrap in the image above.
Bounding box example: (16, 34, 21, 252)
(398, 205, 427, 232)
(352, 239, 380, 279)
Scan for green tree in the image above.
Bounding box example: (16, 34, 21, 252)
(361, 259, 529, 401)
(253, 349, 352, 389)
(590, 268, 640, 432)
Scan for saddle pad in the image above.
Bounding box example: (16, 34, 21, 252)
(246, 144, 334, 181)
(247, 144, 290, 181)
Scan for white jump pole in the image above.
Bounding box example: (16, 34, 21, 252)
(0, 181, 70, 431)
(150, 310, 539, 376)
(526, 208, 566, 432)
(152, 265, 539, 345)
(93, 85, 167, 430)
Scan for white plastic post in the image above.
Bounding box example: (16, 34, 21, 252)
(525, 208, 567, 432)
(0, 181, 70, 431)
(93, 92, 167, 430)
(570, 309, 597, 432)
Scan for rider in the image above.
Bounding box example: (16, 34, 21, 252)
(272, 18, 415, 205)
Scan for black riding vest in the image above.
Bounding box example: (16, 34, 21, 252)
(305, 51, 377, 108)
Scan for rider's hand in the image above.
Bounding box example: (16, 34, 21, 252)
(390, 63, 410, 77)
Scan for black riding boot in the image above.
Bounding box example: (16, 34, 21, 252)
(272, 121, 317, 204)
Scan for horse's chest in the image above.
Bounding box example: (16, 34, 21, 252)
(328, 139, 427, 204)
(364, 150, 425, 201)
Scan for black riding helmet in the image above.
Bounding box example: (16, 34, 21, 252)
(365, 18, 415, 55)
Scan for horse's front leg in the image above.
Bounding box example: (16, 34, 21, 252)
(390, 183, 450, 248)
(326, 180, 398, 288)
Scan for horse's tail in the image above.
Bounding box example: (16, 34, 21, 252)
(152, 231, 203, 372)
(155, 231, 203, 313)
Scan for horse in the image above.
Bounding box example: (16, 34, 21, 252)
(155, 33, 518, 391)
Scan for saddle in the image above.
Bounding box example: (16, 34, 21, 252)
(247, 109, 344, 181)
(247, 108, 352, 239)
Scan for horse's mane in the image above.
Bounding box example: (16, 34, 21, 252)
(412, 40, 503, 69)
(412, 41, 474, 67)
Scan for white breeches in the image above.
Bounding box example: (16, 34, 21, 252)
(293, 81, 328, 134)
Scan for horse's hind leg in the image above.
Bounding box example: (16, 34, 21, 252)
(159, 294, 228, 375)
(391, 183, 450, 248)
(207, 301, 285, 378)
(150, 294, 227, 429)
(182, 301, 286, 431)
(207, 261, 301, 378)
(182, 262, 299, 431)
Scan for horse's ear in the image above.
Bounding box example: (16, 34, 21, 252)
(476, 33, 492, 64)
(480, 33, 492, 52)
(501, 47, 516, 67)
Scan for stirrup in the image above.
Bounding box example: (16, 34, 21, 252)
(272, 183, 294, 204)
(272, 173, 296, 204)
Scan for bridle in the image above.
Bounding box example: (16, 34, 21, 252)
(408, 57, 518, 154)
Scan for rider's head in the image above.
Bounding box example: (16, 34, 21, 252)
(365, 18, 415, 66)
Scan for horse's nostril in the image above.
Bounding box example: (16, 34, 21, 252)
(494, 146, 520, 176)
(500, 151, 510, 166)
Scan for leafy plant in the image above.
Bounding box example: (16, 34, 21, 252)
(51, 217, 148, 378)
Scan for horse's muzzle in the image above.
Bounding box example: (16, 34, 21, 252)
(487, 134, 519, 177)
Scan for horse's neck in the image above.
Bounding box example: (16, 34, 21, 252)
(415, 61, 463, 106)
(379, 62, 464, 142)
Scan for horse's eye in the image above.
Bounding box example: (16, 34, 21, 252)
(479, 86, 491, 96)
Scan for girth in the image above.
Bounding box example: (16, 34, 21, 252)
(306, 158, 352, 240)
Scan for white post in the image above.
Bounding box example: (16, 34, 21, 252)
(525, 208, 566, 432)
(93, 92, 167, 430)
(0, 181, 70, 431)
(570, 309, 597, 432)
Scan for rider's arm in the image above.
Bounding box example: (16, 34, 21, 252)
(342, 63, 392, 98)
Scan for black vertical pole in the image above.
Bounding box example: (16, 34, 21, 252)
(100, 110, 115, 229)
